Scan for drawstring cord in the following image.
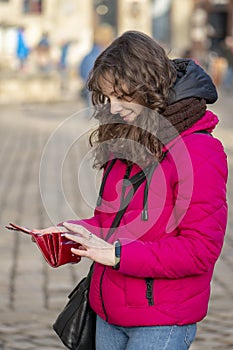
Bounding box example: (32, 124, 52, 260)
(96, 159, 117, 206)
(97, 155, 167, 222)
(141, 162, 158, 221)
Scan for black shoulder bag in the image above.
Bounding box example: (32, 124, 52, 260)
(53, 263, 95, 350)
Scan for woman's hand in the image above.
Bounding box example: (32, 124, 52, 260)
(63, 222, 116, 266)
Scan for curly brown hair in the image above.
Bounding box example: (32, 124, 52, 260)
(87, 30, 177, 168)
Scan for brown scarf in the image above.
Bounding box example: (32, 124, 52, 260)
(157, 97, 207, 145)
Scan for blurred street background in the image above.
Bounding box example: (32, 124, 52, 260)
(0, 0, 233, 349)
(1, 0, 233, 102)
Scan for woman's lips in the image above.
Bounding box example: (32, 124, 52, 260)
(121, 111, 132, 121)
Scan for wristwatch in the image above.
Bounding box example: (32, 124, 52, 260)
(113, 240, 121, 270)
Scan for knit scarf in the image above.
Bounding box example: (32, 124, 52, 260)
(157, 97, 207, 145)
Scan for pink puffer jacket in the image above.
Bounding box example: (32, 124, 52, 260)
(68, 110, 228, 326)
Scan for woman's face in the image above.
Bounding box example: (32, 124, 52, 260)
(99, 76, 143, 123)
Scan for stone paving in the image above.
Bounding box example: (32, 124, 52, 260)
(0, 94, 232, 349)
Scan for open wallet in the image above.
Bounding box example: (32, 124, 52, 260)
(5, 223, 81, 268)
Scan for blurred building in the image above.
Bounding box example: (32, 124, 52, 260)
(0, 0, 232, 102)
(0, 0, 233, 70)
(191, 1, 233, 54)
(0, 0, 93, 71)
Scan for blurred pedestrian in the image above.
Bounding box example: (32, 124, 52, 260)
(58, 39, 72, 91)
(181, 48, 200, 66)
(79, 24, 114, 106)
(34, 31, 228, 350)
(16, 26, 30, 71)
(58, 40, 71, 71)
(36, 31, 51, 73)
(208, 52, 227, 88)
(221, 36, 233, 92)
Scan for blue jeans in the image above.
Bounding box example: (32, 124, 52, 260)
(96, 316, 197, 350)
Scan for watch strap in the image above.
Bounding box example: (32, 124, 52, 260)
(113, 240, 121, 270)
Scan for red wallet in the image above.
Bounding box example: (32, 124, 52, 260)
(5, 223, 81, 268)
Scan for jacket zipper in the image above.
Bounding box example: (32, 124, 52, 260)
(100, 266, 108, 321)
(145, 278, 154, 306)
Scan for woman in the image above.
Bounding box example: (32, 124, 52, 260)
(41, 31, 228, 349)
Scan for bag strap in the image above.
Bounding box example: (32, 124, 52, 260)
(105, 162, 159, 241)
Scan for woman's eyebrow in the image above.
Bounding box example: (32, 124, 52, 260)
(102, 90, 119, 97)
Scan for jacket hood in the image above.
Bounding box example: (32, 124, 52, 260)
(168, 59, 218, 105)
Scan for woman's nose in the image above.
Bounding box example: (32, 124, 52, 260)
(110, 98, 123, 115)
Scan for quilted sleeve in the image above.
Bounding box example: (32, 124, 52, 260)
(119, 134, 228, 278)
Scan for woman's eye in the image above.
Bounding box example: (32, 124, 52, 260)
(116, 95, 124, 100)
(103, 96, 110, 103)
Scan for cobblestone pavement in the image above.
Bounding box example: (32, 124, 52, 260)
(0, 94, 232, 349)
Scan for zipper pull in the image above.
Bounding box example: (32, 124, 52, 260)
(146, 278, 154, 306)
(141, 209, 148, 221)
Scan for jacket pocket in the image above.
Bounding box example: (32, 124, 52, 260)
(125, 276, 155, 308)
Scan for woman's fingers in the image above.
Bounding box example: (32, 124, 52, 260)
(63, 222, 91, 240)
(31, 226, 67, 234)
(65, 233, 85, 245)
(63, 224, 110, 248)
(63, 223, 116, 265)
(71, 247, 89, 258)
(63, 223, 105, 245)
